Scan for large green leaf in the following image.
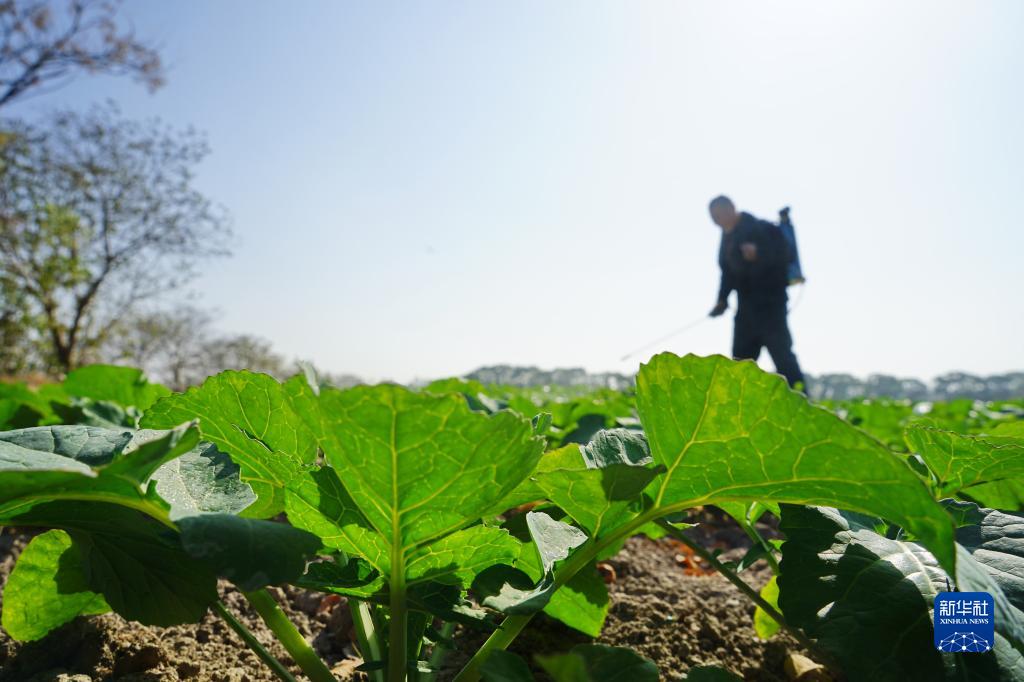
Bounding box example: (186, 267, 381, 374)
(7, 501, 218, 626)
(906, 427, 1024, 505)
(0, 423, 199, 522)
(149, 442, 256, 520)
(284, 383, 543, 622)
(0, 425, 132, 466)
(404, 524, 521, 588)
(1, 530, 110, 641)
(481, 443, 587, 517)
(312, 384, 543, 550)
(178, 514, 321, 591)
(779, 504, 947, 680)
(779, 504, 1024, 681)
(284, 466, 391, 572)
(955, 505, 1024, 607)
(141, 371, 319, 517)
(637, 354, 955, 570)
(62, 364, 170, 411)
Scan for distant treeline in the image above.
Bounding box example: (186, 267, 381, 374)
(463, 365, 1024, 401)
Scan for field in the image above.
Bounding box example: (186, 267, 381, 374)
(0, 355, 1022, 682)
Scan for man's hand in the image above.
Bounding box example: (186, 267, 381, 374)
(740, 242, 758, 261)
(709, 300, 728, 317)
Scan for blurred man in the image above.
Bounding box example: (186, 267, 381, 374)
(708, 195, 805, 388)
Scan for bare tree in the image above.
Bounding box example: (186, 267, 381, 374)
(105, 307, 288, 390)
(0, 0, 163, 110)
(0, 103, 230, 373)
(103, 304, 211, 388)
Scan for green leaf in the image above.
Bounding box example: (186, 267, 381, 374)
(405, 524, 521, 588)
(579, 429, 652, 467)
(285, 384, 543, 625)
(531, 428, 664, 545)
(535, 644, 659, 682)
(1, 530, 109, 641)
(752, 576, 779, 639)
(0, 425, 132, 466)
(141, 371, 319, 518)
(149, 442, 256, 520)
(481, 443, 586, 517)
(905, 426, 1024, 504)
(778, 504, 949, 680)
(779, 504, 1024, 681)
(637, 353, 956, 571)
(955, 504, 1024, 607)
(51, 397, 139, 429)
(284, 465, 390, 572)
(480, 650, 533, 682)
(963, 480, 1024, 514)
(296, 558, 385, 600)
(0, 382, 57, 430)
(517, 543, 609, 636)
(62, 365, 170, 411)
(178, 514, 322, 591)
(532, 412, 553, 437)
(313, 383, 543, 550)
(0, 423, 199, 522)
(296, 561, 487, 625)
(993, 422, 1024, 438)
(7, 501, 218, 626)
(475, 511, 588, 614)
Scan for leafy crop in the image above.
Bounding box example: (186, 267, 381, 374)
(0, 353, 1022, 682)
(0, 364, 169, 430)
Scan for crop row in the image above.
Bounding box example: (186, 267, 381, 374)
(1, 354, 1022, 681)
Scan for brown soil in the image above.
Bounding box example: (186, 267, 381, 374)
(0, 513, 812, 681)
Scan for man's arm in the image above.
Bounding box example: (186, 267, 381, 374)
(711, 269, 733, 316)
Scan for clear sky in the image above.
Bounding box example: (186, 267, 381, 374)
(10, 1, 1023, 383)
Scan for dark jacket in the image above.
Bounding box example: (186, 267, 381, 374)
(717, 212, 791, 309)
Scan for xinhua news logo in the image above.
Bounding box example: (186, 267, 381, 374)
(934, 592, 995, 653)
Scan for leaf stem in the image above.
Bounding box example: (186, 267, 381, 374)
(423, 621, 456, 682)
(451, 614, 531, 682)
(738, 518, 781, 574)
(242, 589, 337, 682)
(213, 600, 298, 682)
(351, 600, 386, 682)
(388, 535, 409, 682)
(388, 579, 408, 681)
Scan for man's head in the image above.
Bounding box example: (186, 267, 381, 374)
(709, 195, 739, 231)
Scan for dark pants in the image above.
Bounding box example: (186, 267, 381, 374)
(733, 299, 805, 389)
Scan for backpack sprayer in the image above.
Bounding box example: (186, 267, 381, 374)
(619, 206, 805, 363)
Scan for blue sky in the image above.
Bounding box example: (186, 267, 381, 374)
(10, 1, 1023, 382)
